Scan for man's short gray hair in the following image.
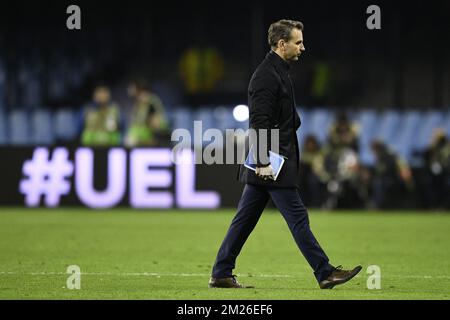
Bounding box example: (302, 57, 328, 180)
(268, 19, 304, 49)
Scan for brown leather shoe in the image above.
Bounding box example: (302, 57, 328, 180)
(319, 265, 362, 289)
(209, 275, 254, 288)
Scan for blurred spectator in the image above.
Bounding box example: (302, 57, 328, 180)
(125, 79, 169, 147)
(328, 111, 359, 151)
(416, 129, 450, 209)
(320, 145, 368, 209)
(310, 61, 332, 105)
(305, 112, 366, 209)
(299, 135, 327, 207)
(81, 85, 121, 146)
(370, 140, 414, 209)
(179, 47, 224, 94)
(299, 133, 368, 209)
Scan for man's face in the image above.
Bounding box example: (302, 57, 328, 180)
(93, 87, 111, 105)
(127, 84, 138, 99)
(282, 28, 305, 61)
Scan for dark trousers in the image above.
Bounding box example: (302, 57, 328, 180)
(211, 184, 334, 283)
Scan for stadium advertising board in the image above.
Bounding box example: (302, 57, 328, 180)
(0, 147, 244, 208)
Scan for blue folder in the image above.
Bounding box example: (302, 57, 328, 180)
(244, 145, 285, 181)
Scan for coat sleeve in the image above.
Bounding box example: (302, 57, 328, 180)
(248, 70, 279, 166)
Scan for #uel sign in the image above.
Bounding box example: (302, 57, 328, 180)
(20, 147, 220, 209)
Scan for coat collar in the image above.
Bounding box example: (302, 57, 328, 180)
(266, 50, 290, 73)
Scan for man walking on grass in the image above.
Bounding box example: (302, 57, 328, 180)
(209, 19, 362, 289)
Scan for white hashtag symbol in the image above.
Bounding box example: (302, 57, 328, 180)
(19, 148, 74, 207)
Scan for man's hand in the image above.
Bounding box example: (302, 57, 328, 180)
(255, 165, 275, 181)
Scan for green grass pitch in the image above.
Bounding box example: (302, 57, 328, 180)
(0, 208, 449, 299)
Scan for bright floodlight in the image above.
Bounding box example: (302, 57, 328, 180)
(233, 104, 249, 122)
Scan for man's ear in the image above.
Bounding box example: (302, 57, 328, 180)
(277, 39, 285, 50)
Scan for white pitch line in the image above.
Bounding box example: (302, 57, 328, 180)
(0, 271, 293, 278)
(0, 271, 450, 279)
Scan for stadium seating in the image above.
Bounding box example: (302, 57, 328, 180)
(445, 111, 450, 136)
(171, 108, 193, 133)
(213, 106, 238, 132)
(9, 110, 30, 145)
(357, 109, 379, 165)
(296, 108, 311, 146)
(31, 110, 54, 145)
(416, 111, 444, 150)
(54, 109, 80, 142)
(393, 111, 421, 161)
(0, 106, 448, 168)
(376, 110, 401, 149)
(308, 108, 334, 143)
(0, 110, 6, 144)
